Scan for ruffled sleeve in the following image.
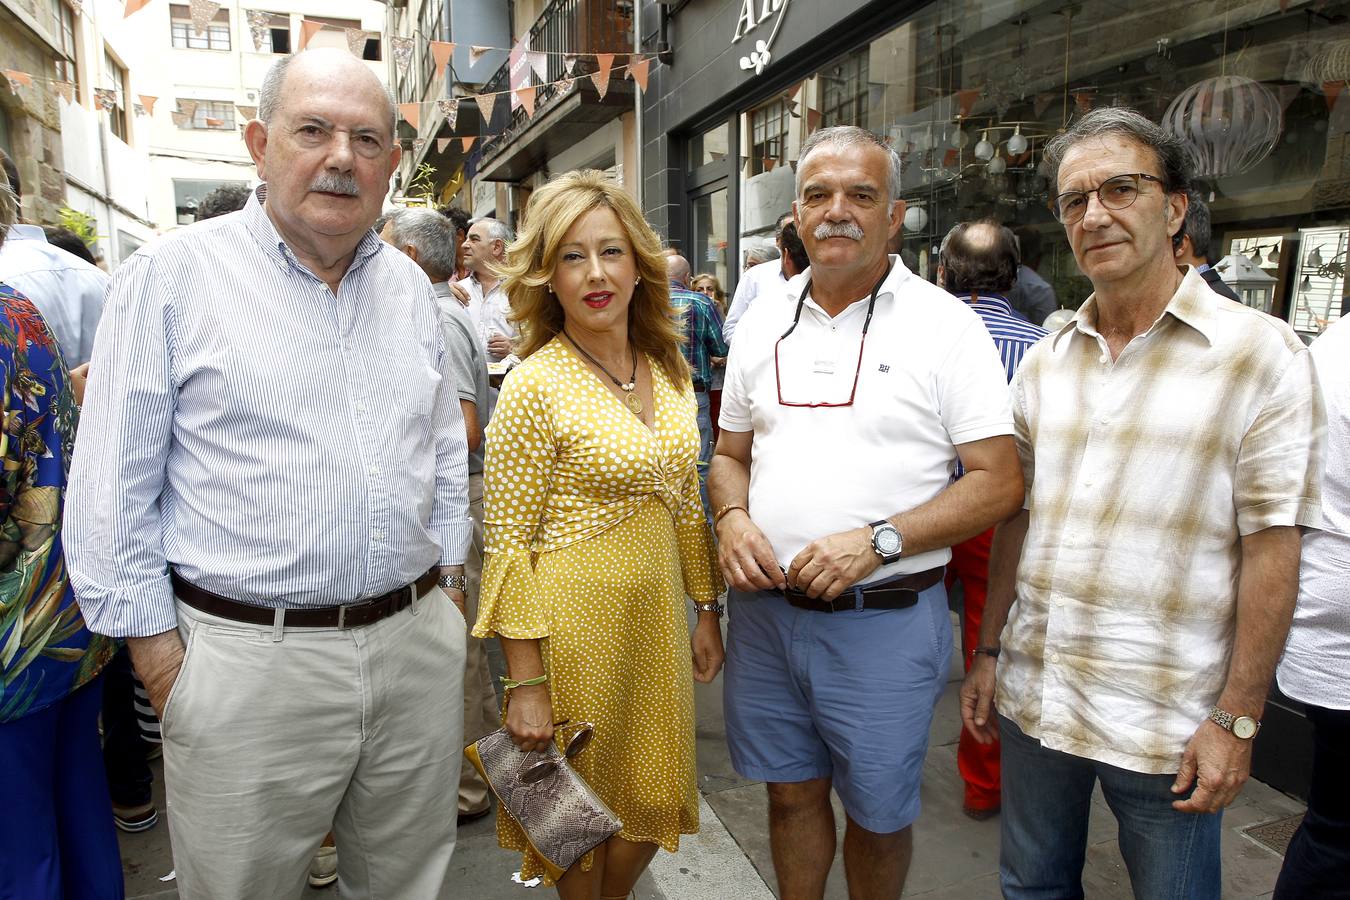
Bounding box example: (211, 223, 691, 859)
(473, 365, 558, 639)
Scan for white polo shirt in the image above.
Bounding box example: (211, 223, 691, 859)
(454, 273, 516, 362)
(719, 255, 1014, 582)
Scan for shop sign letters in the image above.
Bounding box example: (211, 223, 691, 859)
(734, 0, 790, 77)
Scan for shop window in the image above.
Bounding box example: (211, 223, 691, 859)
(1291, 227, 1348, 339)
(748, 99, 789, 177)
(170, 3, 231, 50)
(692, 188, 730, 294)
(690, 122, 729, 172)
(819, 49, 868, 129)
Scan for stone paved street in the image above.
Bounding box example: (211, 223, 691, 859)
(121, 615, 1304, 899)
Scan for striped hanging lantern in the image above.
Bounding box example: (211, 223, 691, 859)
(1162, 75, 1283, 178)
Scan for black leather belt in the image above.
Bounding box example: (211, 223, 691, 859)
(781, 566, 944, 613)
(170, 568, 439, 629)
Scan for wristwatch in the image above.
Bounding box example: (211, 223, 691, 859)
(437, 573, 467, 593)
(1208, 706, 1261, 740)
(694, 600, 725, 617)
(869, 520, 903, 564)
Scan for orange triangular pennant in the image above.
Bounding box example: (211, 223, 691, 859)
(437, 137, 451, 154)
(595, 53, 615, 83)
(398, 102, 420, 131)
(57, 82, 75, 103)
(298, 19, 323, 50)
(628, 56, 650, 92)
(470, 45, 492, 67)
(123, 0, 151, 17)
(516, 85, 536, 118)
(461, 136, 476, 152)
(3, 70, 34, 89)
(430, 41, 455, 79)
(138, 94, 157, 115)
(475, 92, 496, 123)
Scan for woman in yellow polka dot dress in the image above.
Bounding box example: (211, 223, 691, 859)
(473, 170, 725, 900)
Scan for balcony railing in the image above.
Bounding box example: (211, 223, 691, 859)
(477, 0, 634, 161)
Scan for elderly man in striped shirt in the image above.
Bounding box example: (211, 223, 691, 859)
(66, 49, 472, 900)
(961, 107, 1322, 899)
(936, 220, 1046, 822)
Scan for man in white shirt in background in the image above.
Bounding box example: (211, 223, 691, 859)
(0, 149, 108, 367)
(453, 217, 516, 363)
(722, 216, 792, 344)
(1273, 315, 1349, 899)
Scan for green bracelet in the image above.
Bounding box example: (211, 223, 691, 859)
(501, 674, 549, 690)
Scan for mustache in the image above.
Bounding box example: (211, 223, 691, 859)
(813, 221, 864, 241)
(310, 172, 360, 196)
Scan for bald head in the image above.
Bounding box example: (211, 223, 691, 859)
(938, 220, 1020, 295)
(259, 49, 396, 139)
(666, 254, 692, 286)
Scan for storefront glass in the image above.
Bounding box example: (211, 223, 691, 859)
(728, 0, 1350, 337)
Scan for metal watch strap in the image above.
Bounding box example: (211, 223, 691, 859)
(694, 600, 725, 616)
(437, 573, 467, 592)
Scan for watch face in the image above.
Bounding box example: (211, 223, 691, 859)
(1233, 717, 1258, 739)
(875, 528, 901, 556)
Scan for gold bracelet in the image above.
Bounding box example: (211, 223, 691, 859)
(714, 502, 747, 525)
(501, 674, 548, 690)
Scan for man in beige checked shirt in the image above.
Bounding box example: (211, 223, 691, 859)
(960, 107, 1323, 899)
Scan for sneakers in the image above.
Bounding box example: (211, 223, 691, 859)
(308, 845, 338, 889)
(112, 801, 159, 833)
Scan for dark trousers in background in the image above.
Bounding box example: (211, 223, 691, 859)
(1274, 704, 1350, 899)
(101, 647, 154, 808)
(945, 526, 1001, 812)
(0, 675, 125, 900)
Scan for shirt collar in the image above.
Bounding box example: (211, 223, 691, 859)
(799, 254, 909, 316)
(964, 293, 1016, 316)
(1056, 266, 1218, 350)
(5, 224, 47, 243)
(242, 183, 385, 278)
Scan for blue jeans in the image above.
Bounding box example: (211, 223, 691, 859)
(1000, 715, 1221, 900)
(694, 389, 712, 521)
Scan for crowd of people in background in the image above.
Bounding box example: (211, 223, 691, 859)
(0, 43, 1345, 900)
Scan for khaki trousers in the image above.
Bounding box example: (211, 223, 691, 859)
(162, 588, 466, 900)
(459, 471, 501, 813)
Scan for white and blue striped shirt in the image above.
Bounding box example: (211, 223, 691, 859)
(66, 188, 471, 638)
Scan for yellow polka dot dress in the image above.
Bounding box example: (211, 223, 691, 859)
(473, 338, 722, 883)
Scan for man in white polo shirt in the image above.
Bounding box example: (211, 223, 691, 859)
(709, 126, 1024, 899)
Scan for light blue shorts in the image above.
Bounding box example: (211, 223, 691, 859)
(723, 580, 952, 833)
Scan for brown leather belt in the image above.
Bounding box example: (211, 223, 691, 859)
(782, 566, 944, 613)
(170, 567, 440, 629)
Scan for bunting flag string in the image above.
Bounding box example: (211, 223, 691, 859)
(461, 136, 476, 152)
(138, 94, 158, 115)
(246, 9, 272, 51)
(298, 19, 324, 51)
(527, 50, 548, 83)
(56, 81, 75, 103)
(627, 57, 650, 92)
(398, 102, 421, 131)
(515, 84, 536, 118)
(436, 137, 452, 154)
(189, 0, 221, 35)
(236, 103, 257, 120)
(437, 98, 459, 129)
(391, 36, 415, 75)
(3, 70, 33, 93)
(123, 0, 151, 17)
(474, 91, 497, 123)
(94, 88, 117, 111)
(469, 46, 493, 67)
(346, 28, 375, 57)
(430, 41, 456, 79)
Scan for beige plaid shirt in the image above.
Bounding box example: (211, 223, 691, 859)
(997, 268, 1323, 774)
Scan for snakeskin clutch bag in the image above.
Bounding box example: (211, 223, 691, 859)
(465, 726, 622, 881)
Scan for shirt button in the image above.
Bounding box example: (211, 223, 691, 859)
(356, 403, 366, 413)
(1099, 354, 1108, 364)
(1053, 594, 1065, 607)
(1050, 651, 1061, 663)
(369, 465, 380, 476)
(373, 530, 384, 540)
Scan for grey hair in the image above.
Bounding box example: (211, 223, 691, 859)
(1179, 190, 1212, 261)
(386, 207, 458, 282)
(1042, 107, 1194, 195)
(258, 53, 397, 138)
(471, 216, 514, 248)
(796, 126, 903, 201)
(745, 241, 779, 266)
(0, 180, 16, 249)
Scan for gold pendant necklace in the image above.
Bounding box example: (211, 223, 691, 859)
(565, 331, 642, 417)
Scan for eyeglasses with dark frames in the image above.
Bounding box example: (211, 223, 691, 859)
(775, 261, 892, 408)
(1051, 173, 1166, 225)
